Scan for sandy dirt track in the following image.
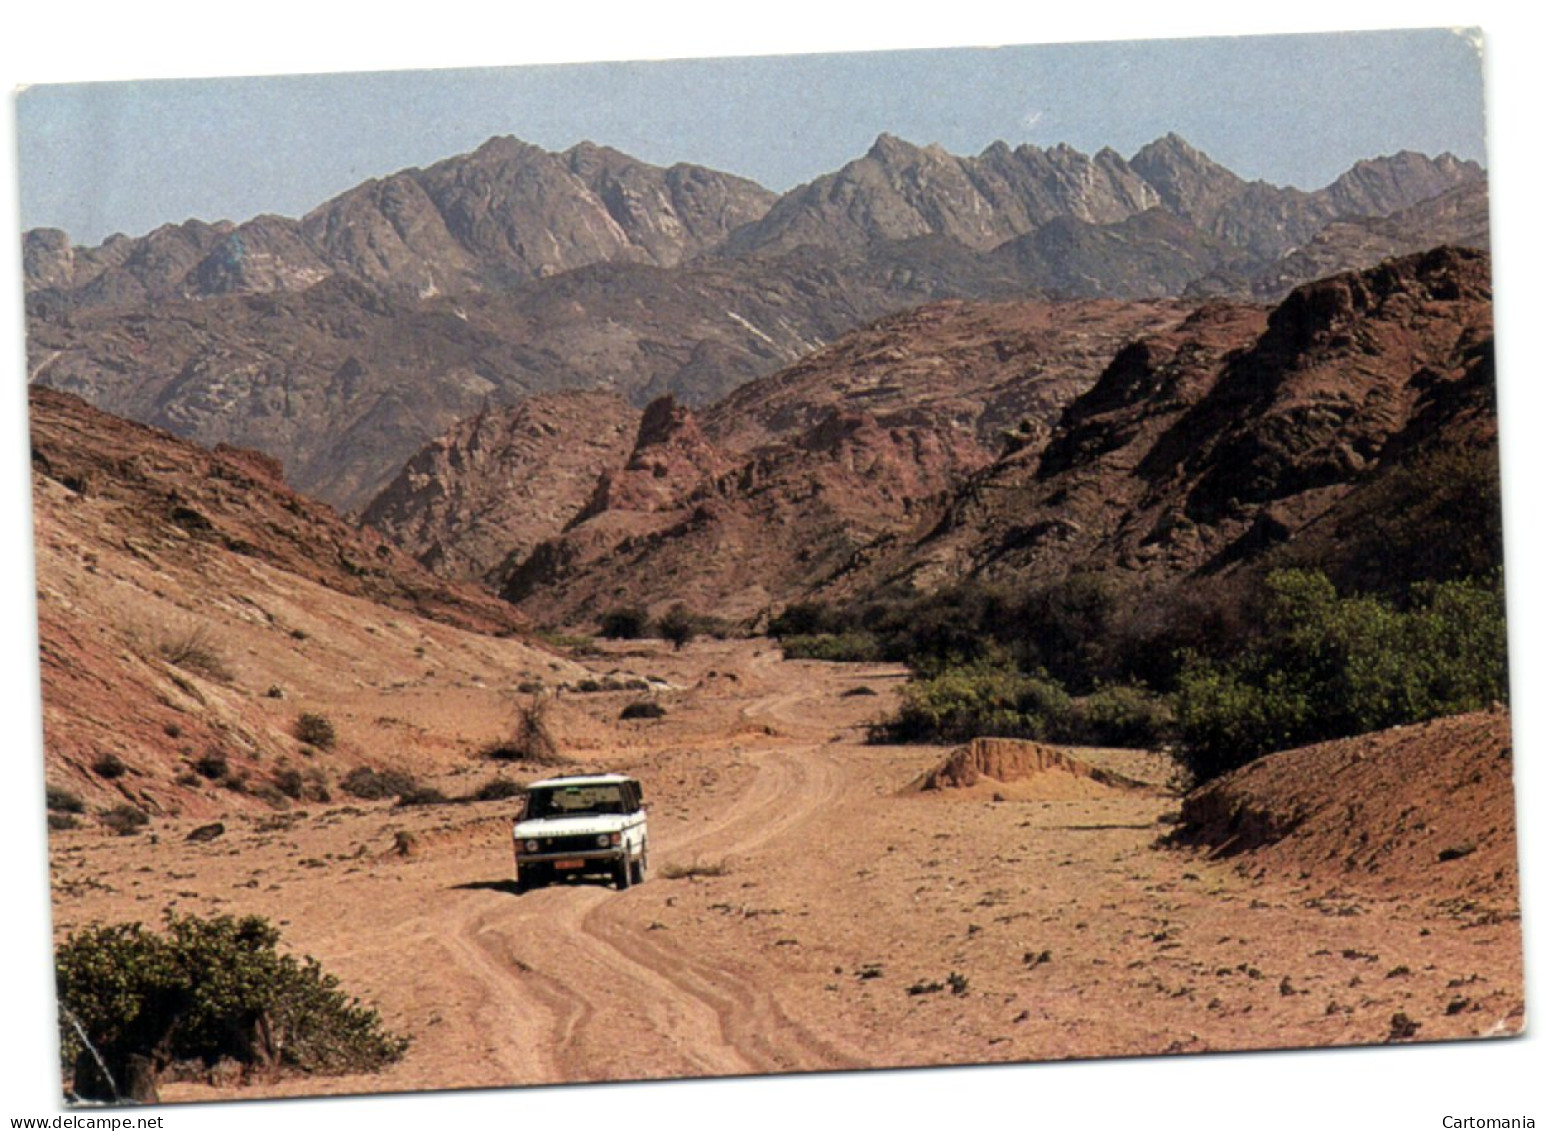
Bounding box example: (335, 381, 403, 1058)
(45, 640, 1524, 1101)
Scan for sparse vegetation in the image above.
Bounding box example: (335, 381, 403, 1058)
(270, 767, 329, 803)
(484, 693, 566, 766)
(48, 813, 80, 832)
(657, 603, 697, 651)
(101, 804, 150, 836)
(293, 713, 337, 750)
(273, 767, 306, 800)
(472, 778, 525, 802)
(659, 858, 730, 880)
(157, 624, 232, 682)
(537, 630, 597, 653)
(56, 913, 406, 1101)
(394, 785, 450, 807)
(339, 767, 419, 801)
(46, 786, 85, 813)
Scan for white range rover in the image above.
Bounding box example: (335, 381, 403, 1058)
(512, 773, 649, 892)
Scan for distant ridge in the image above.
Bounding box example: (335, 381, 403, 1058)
(24, 133, 1487, 516)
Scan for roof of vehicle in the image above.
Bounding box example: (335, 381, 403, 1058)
(526, 772, 638, 790)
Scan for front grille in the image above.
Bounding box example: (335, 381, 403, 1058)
(537, 833, 605, 853)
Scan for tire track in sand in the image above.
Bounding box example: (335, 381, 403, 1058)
(448, 671, 872, 1082)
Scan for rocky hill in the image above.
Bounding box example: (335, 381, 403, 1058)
(843, 246, 1496, 603)
(28, 387, 601, 820)
(360, 390, 640, 584)
(489, 298, 1194, 623)
(482, 247, 1495, 627)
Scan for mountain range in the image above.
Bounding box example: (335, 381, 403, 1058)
(24, 133, 1486, 513)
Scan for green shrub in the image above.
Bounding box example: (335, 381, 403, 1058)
(49, 813, 80, 832)
(1171, 570, 1509, 783)
(1072, 684, 1174, 748)
(779, 632, 885, 663)
(56, 913, 405, 1101)
(293, 713, 337, 750)
(870, 662, 1073, 744)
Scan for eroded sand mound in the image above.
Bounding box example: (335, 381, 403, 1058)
(907, 737, 1155, 800)
(1171, 709, 1518, 907)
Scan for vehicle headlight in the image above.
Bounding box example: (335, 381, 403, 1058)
(523, 839, 539, 853)
(597, 833, 615, 847)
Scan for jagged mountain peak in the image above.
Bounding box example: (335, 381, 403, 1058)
(866, 131, 922, 160)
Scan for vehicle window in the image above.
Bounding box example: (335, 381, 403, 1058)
(525, 784, 628, 818)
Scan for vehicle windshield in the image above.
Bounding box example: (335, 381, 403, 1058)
(524, 783, 629, 819)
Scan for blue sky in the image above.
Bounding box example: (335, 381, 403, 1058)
(16, 27, 1486, 246)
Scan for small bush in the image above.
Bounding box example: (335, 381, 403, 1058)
(46, 786, 85, 814)
(1071, 684, 1174, 748)
(48, 813, 80, 832)
(659, 858, 729, 880)
(599, 607, 651, 639)
(158, 625, 232, 682)
(485, 694, 566, 766)
(339, 767, 418, 801)
(269, 767, 329, 804)
(102, 805, 150, 836)
(193, 752, 228, 781)
(56, 913, 406, 1101)
(657, 604, 697, 651)
(394, 786, 450, 807)
(92, 753, 128, 780)
(293, 713, 337, 750)
(272, 768, 306, 800)
(620, 701, 667, 720)
(472, 778, 525, 803)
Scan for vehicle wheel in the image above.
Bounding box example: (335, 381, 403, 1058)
(630, 847, 647, 886)
(614, 859, 631, 890)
